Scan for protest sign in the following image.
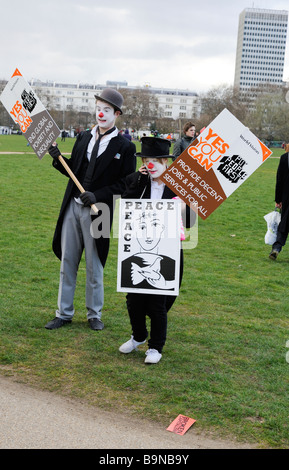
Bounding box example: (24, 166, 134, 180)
(0, 68, 60, 159)
(0, 68, 98, 213)
(117, 199, 181, 296)
(160, 108, 272, 219)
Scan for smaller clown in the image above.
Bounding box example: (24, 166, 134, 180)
(119, 137, 196, 364)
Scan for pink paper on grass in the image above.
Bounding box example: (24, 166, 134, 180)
(166, 414, 196, 435)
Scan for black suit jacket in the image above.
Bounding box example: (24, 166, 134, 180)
(52, 129, 136, 266)
(275, 152, 289, 233)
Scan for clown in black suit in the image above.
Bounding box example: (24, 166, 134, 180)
(45, 89, 136, 331)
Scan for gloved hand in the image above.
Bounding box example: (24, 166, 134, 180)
(80, 191, 97, 207)
(48, 144, 61, 160)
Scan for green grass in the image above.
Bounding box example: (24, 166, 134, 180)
(1, 135, 289, 448)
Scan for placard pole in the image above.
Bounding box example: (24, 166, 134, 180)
(58, 155, 98, 214)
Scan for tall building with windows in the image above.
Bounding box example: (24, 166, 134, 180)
(234, 8, 288, 92)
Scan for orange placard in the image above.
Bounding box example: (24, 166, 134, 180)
(12, 68, 22, 78)
(258, 138, 272, 162)
(161, 109, 272, 220)
(166, 414, 196, 435)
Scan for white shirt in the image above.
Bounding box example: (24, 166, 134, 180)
(150, 179, 165, 199)
(75, 125, 119, 204)
(86, 125, 119, 161)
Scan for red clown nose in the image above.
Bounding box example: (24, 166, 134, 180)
(98, 112, 104, 118)
(147, 162, 154, 169)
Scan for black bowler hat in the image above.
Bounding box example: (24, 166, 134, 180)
(136, 137, 171, 158)
(94, 88, 123, 114)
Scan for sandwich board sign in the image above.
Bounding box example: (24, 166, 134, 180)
(0, 68, 60, 159)
(160, 108, 272, 219)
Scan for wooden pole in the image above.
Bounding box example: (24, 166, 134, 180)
(58, 155, 98, 214)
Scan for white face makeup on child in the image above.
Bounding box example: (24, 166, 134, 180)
(96, 100, 120, 132)
(143, 158, 168, 179)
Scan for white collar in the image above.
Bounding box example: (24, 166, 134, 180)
(87, 125, 119, 159)
(90, 125, 119, 139)
(151, 179, 165, 187)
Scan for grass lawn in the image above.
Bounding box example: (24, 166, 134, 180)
(0, 135, 289, 448)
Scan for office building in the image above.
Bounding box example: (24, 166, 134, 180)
(234, 8, 288, 92)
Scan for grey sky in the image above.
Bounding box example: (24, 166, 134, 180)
(1, 0, 288, 92)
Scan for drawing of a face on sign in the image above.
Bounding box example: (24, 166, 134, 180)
(136, 211, 165, 252)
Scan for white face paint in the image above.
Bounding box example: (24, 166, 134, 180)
(96, 100, 118, 131)
(143, 158, 167, 179)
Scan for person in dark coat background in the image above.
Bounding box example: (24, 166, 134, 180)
(172, 121, 196, 161)
(45, 89, 136, 330)
(269, 144, 289, 260)
(123, 129, 132, 141)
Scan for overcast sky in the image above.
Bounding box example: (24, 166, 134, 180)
(1, 0, 289, 93)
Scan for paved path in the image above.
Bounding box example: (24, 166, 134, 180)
(0, 375, 255, 449)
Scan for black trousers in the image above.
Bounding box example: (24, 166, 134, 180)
(125, 250, 184, 354)
(126, 250, 183, 353)
(272, 230, 288, 252)
(126, 293, 167, 353)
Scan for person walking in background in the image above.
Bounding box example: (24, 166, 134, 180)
(45, 88, 136, 330)
(269, 143, 289, 260)
(172, 121, 196, 161)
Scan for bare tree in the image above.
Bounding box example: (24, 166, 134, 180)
(118, 88, 159, 131)
(199, 84, 248, 126)
(245, 85, 289, 141)
(153, 117, 176, 135)
(0, 80, 15, 128)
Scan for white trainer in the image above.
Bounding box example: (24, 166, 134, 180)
(119, 336, 146, 354)
(144, 348, 162, 364)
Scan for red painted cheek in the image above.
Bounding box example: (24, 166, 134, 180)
(147, 163, 154, 169)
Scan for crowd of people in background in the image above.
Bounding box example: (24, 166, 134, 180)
(118, 122, 199, 147)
